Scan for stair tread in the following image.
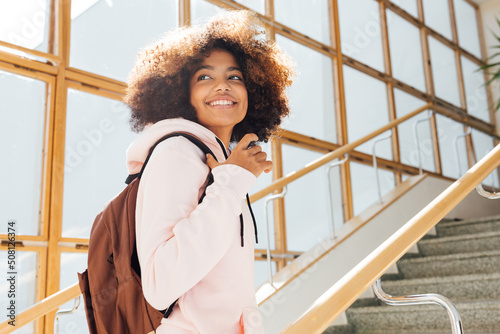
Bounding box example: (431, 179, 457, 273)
(381, 271, 500, 287)
(350, 299, 500, 314)
(419, 230, 500, 245)
(398, 249, 500, 264)
(436, 215, 500, 237)
(437, 214, 500, 227)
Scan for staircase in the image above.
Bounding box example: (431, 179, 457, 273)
(325, 214, 500, 334)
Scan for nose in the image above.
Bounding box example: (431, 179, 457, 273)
(214, 79, 230, 92)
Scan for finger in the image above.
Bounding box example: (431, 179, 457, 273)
(263, 161, 273, 173)
(206, 154, 219, 170)
(234, 133, 259, 151)
(254, 151, 268, 162)
(247, 145, 263, 155)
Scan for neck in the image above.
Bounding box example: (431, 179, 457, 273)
(208, 127, 232, 149)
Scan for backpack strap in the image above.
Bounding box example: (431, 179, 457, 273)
(125, 132, 217, 185)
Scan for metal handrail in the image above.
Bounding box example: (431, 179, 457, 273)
(453, 130, 500, 199)
(326, 155, 348, 239)
(453, 127, 472, 177)
(475, 148, 500, 199)
(372, 279, 463, 333)
(263, 186, 288, 288)
(54, 296, 80, 334)
(372, 131, 393, 204)
(250, 104, 433, 203)
(476, 183, 500, 199)
(412, 110, 433, 175)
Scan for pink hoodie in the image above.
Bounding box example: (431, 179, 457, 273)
(126, 118, 265, 334)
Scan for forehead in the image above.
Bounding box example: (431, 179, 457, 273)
(199, 49, 240, 68)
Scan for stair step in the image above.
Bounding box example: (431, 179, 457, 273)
(343, 300, 500, 333)
(397, 250, 500, 279)
(436, 215, 500, 237)
(380, 272, 500, 303)
(417, 230, 500, 256)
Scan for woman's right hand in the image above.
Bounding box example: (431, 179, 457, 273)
(206, 133, 273, 177)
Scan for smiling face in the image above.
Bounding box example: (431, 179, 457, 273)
(189, 49, 248, 145)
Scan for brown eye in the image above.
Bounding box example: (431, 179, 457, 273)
(197, 74, 211, 81)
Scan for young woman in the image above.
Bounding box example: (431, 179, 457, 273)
(124, 10, 294, 333)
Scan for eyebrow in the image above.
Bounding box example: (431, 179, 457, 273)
(195, 65, 242, 72)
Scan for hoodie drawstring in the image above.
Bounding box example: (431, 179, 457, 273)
(215, 138, 258, 247)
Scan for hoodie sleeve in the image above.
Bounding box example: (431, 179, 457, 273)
(136, 137, 256, 310)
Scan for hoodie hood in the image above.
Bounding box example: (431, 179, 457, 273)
(126, 118, 227, 174)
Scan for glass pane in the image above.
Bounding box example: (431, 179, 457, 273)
(0, 0, 51, 53)
(471, 130, 498, 189)
(234, 0, 265, 14)
(62, 90, 137, 238)
(58, 253, 89, 334)
(0, 251, 38, 333)
(343, 66, 392, 160)
(339, 0, 385, 72)
(70, 0, 177, 81)
(422, 0, 452, 39)
(389, 0, 418, 17)
(191, 0, 224, 24)
(429, 36, 461, 106)
(275, 0, 330, 45)
(0, 71, 46, 236)
(462, 56, 490, 123)
(283, 145, 343, 252)
(454, 0, 481, 57)
(394, 89, 435, 172)
(435, 114, 469, 179)
(387, 10, 426, 92)
(276, 35, 336, 142)
(350, 161, 395, 216)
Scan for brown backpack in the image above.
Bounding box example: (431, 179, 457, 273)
(78, 133, 215, 334)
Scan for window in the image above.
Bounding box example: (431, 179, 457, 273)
(70, 0, 177, 81)
(339, 0, 385, 72)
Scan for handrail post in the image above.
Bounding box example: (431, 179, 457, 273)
(326, 155, 348, 239)
(412, 110, 433, 175)
(455, 131, 500, 199)
(372, 130, 393, 204)
(372, 278, 464, 334)
(453, 127, 472, 177)
(54, 296, 80, 334)
(263, 186, 288, 288)
(475, 145, 500, 199)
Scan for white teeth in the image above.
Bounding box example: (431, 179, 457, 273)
(209, 100, 234, 106)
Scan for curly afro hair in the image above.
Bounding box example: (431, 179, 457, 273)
(124, 10, 295, 143)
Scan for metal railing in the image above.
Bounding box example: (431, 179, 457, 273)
(372, 279, 463, 333)
(453, 130, 500, 200)
(54, 297, 80, 334)
(413, 110, 433, 175)
(326, 155, 348, 239)
(372, 130, 393, 204)
(263, 186, 288, 288)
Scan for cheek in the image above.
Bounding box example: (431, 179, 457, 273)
(189, 87, 202, 108)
